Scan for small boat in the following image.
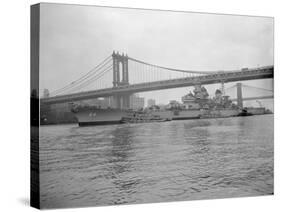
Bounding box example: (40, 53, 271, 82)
(237, 108, 253, 116)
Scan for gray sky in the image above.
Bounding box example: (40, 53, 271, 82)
(39, 3, 274, 108)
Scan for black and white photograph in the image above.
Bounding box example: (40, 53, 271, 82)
(31, 2, 274, 209)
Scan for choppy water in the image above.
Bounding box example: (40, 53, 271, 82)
(39, 115, 274, 209)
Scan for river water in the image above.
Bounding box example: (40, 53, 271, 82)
(39, 115, 274, 209)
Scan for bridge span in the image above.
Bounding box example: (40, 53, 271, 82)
(41, 65, 273, 105)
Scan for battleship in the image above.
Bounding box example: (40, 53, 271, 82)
(71, 85, 270, 126)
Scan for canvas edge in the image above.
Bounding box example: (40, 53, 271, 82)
(30, 3, 40, 209)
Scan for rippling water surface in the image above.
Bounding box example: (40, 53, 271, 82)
(40, 115, 273, 209)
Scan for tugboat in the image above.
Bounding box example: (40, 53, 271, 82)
(120, 110, 171, 124)
(237, 108, 253, 116)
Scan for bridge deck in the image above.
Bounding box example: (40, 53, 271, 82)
(41, 66, 273, 104)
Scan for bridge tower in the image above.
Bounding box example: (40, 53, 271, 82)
(112, 51, 130, 109)
(236, 82, 243, 108)
(112, 51, 129, 87)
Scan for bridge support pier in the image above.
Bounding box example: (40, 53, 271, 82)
(237, 83, 243, 108)
(112, 94, 131, 109)
(121, 95, 130, 109)
(112, 96, 121, 109)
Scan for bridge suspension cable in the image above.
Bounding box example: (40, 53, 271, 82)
(128, 56, 210, 84)
(66, 64, 113, 94)
(128, 57, 213, 74)
(241, 84, 273, 93)
(50, 55, 112, 96)
(225, 84, 237, 91)
(128, 56, 248, 75)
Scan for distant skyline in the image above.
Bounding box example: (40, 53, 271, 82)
(39, 3, 274, 109)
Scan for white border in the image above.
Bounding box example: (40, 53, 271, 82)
(0, 0, 279, 211)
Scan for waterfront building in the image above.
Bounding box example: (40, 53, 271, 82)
(130, 94, 145, 109)
(147, 99, 156, 107)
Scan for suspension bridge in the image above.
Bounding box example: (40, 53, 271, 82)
(41, 51, 274, 108)
(224, 83, 273, 108)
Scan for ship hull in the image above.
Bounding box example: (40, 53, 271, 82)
(172, 109, 201, 120)
(200, 108, 239, 118)
(74, 109, 202, 126)
(74, 108, 126, 126)
(73, 108, 240, 126)
(78, 120, 122, 126)
(72, 106, 268, 126)
(246, 107, 266, 115)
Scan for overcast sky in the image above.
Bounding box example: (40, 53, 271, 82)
(39, 3, 274, 108)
